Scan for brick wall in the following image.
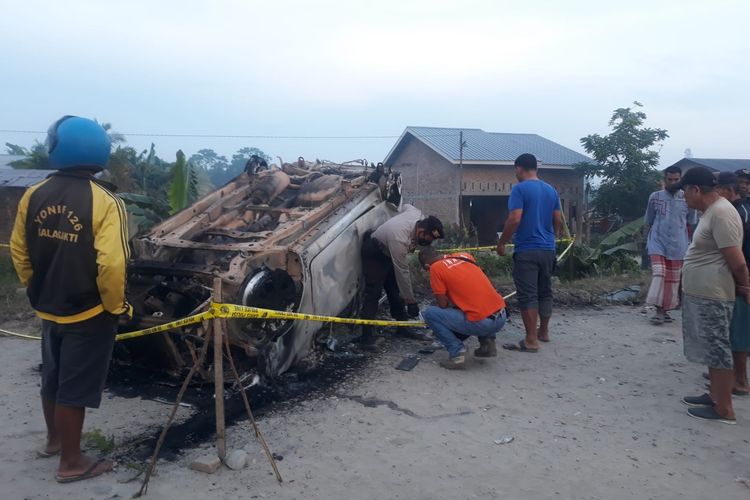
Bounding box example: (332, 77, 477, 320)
(387, 138, 584, 232)
(460, 165, 583, 225)
(388, 137, 459, 225)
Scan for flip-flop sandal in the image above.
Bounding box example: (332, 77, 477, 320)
(56, 458, 113, 484)
(650, 316, 664, 325)
(733, 388, 750, 396)
(36, 448, 60, 459)
(502, 340, 538, 353)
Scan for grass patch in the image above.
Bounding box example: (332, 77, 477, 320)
(0, 251, 29, 321)
(82, 428, 117, 454)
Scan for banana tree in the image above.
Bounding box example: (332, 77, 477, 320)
(168, 150, 199, 214)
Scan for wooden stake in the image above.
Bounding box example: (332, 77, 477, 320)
(135, 325, 211, 498)
(223, 328, 283, 483)
(213, 277, 226, 462)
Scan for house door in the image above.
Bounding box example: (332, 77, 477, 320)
(468, 196, 508, 246)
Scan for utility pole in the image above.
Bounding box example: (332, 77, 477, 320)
(457, 131, 466, 231)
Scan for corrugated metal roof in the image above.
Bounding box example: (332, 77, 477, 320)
(384, 126, 591, 166)
(676, 158, 750, 172)
(0, 168, 54, 188)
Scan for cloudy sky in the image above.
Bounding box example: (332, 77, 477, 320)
(1, 0, 748, 166)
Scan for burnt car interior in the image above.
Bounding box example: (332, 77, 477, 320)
(117, 157, 401, 379)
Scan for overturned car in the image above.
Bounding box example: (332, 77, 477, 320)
(121, 158, 401, 377)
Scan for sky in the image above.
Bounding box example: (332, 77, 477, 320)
(1, 0, 749, 167)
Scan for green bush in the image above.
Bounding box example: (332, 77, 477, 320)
(0, 252, 26, 319)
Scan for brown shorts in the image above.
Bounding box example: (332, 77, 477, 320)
(40, 312, 118, 408)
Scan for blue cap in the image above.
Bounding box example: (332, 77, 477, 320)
(47, 116, 111, 171)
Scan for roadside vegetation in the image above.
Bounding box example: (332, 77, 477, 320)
(6, 124, 272, 237)
(0, 251, 27, 322)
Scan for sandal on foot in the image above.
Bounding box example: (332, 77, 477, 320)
(36, 448, 60, 459)
(502, 340, 538, 353)
(56, 458, 113, 484)
(733, 388, 750, 396)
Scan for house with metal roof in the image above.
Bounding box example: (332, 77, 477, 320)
(383, 127, 590, 244)
(0, 167, 55, 243)
(667, 157, 750, 173)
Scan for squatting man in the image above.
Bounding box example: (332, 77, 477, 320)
(419, 247, 507, 369)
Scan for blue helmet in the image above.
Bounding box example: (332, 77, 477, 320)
(47, 116, 111, 171)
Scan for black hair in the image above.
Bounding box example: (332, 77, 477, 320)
(663, 165, 682, 177)
(418, 247, 441, 266)
(416, 215, 445, 239)
(514, 153, 538, 171)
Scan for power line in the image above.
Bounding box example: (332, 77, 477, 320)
(2, 130, 464, 139)
(0, 129, 462, 140)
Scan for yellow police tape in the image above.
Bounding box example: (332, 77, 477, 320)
(0, 239, 575, 343)
(0, 243, 10, 249)
(438, 238, 574, 254)
(114, 304, 426, 342)
(0, 328, 42, 340)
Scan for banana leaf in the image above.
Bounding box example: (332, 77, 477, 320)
(587, 219, 645, 261)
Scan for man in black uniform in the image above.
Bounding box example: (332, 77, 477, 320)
(11, 116, 131, 483)
(360, 204, 444, 349)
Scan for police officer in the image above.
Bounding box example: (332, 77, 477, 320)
(11, 116, 131, 483)
(359, 204, 444, 349)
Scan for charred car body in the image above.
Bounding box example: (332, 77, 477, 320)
(121, 158, 401, 377)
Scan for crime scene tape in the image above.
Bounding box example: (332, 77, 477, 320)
(0, 327, 42, 340)
(438, 238, 574, 254)
(0, 243, 10, 249)
(0, 306, 427, 343)
(115, 304, 427, 341)
(0, 239, 575, 343)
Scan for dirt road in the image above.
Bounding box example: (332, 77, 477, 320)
(1, 306, 749, 499)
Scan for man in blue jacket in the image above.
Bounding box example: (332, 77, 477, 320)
(11, 116, 130, 483)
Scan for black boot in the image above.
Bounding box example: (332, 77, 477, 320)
(358, 326, 381, 352)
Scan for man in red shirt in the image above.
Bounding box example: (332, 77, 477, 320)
(419, 247, 507, 369)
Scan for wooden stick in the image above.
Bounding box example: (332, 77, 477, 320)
(222, 329, 283, 483)
(213, 277, 227, 462)
(135, 324, 211, 498)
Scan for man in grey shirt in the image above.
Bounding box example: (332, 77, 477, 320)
(644, 165, 697, 324)
(359, 204, 444, 349)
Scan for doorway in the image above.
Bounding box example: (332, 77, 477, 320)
(467, 196, 508, 246)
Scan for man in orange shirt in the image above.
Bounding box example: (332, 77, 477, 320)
(419, 247, 507, 369)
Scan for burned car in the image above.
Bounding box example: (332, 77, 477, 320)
(121, 158, 401, 377)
